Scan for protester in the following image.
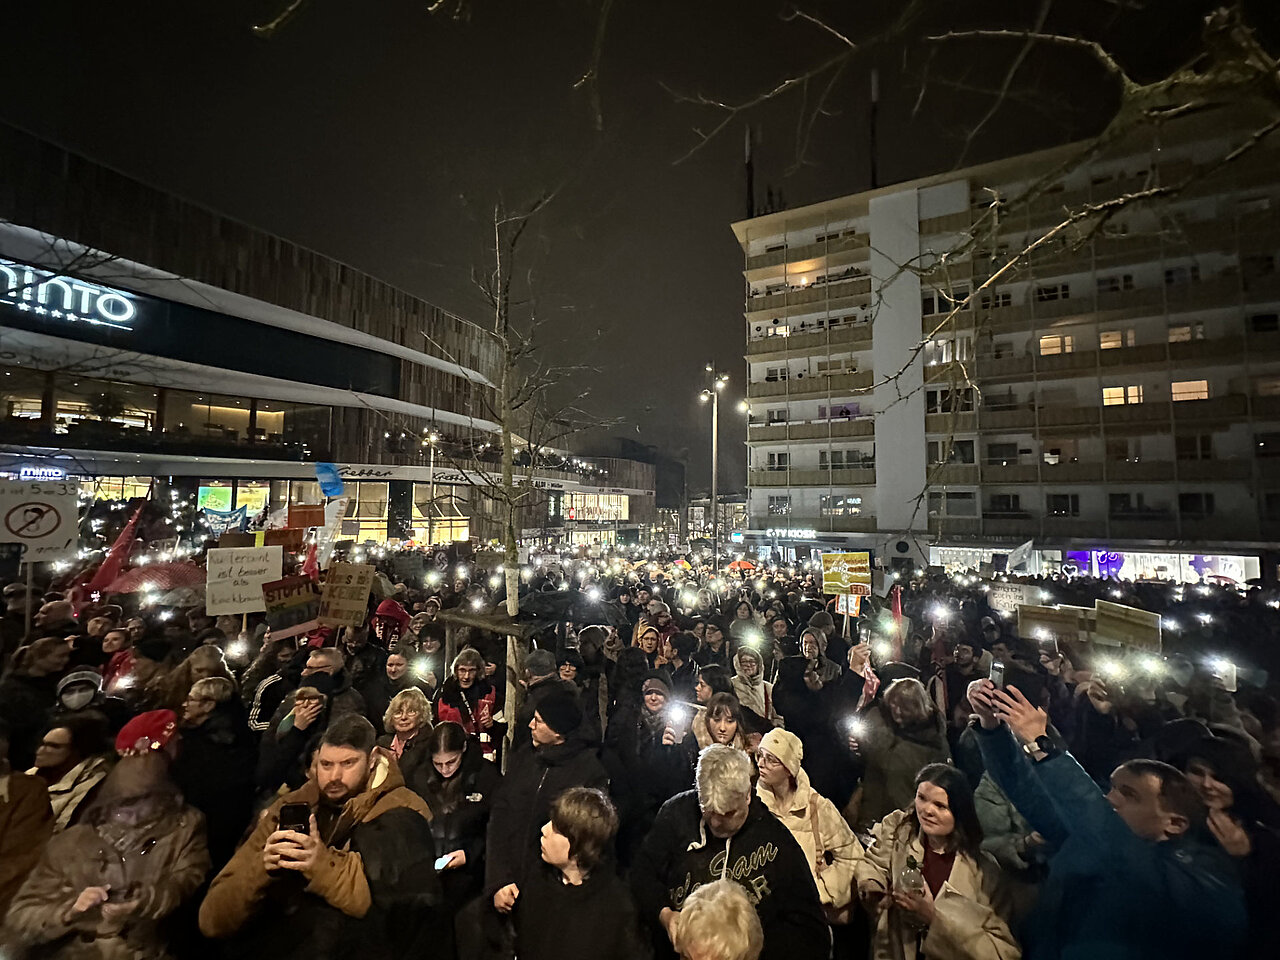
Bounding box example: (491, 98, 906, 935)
(968, 677, 1247, 960)
(199, 714, 441, 960)
(732, 645, 780, 731)
(509, 787, 647, 960)
(671, 879, 764, 960)
(26, 716, 112, 831)
(377, 687, 432, 773)
(0, 636, 71, 769)
(631, 744, 829, 960)
(434, 647, 497, 761)
(512, 648, 579, 754)
(0, 721, 55, 918)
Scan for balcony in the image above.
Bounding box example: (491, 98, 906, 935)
(982, 462, 1039, 483)
(932, 463, 979, 484)
(751, 514, 878, 534)
(1106, 460, 1175, 482)
(1041, 517, 1095, 538)
(748, 419, 875, 442)
(746, 370, 874, 400)
(983, 516, 1038, 538)
(978, 407, 1037, 431)
(745, 322, 873, 360)
(1108, 515, 1175, 540)
(744, 233, 870, 274)
(928, 517, 981, 537)
(745, 275, 873, 320)
(924, 411, 978, 434)
(748, 467, 876, 487)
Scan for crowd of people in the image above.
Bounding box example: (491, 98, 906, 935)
(1, 550, 1278, 960)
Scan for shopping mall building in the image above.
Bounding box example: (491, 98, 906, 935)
(0, 124, 654, 545)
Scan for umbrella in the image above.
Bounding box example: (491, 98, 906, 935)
(157, 585, 205, 607)
(673, 559, 692, 570)
(104, 561, 206, 594)
(728, 559, 757, 571)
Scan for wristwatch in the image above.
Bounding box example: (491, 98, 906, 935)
(1021, 735, 1057, 761)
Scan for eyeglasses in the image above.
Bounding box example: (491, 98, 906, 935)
(757, 751, 783, 768)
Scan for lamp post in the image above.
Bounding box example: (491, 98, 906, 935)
(422, 430, 439, 545)
(699, 366, 729, 567)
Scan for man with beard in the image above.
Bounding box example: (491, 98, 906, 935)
(200, 715, 441, 960)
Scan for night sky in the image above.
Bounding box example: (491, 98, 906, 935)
(3, 1, 1275, 493)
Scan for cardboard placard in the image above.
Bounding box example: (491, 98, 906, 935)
(318, 562, 375, 627)
(1094, 599, 1162, 651)
(217, 532, 256, 548)
(288, 504, 327, 529)
(822, 551, 871, 596)
(206, 546, 284, 615)
(987, 582, 1037, 613)
(391, 552, 426, 583)
(1017, 604, 1089, 647)
(0, 479, 80, 562)
(262, 528, 306, 552)
(835, 594, 862, 616)
(262, 575, 321, 640)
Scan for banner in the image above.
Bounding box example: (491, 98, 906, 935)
(822, 552, 871, 596)
(318, 562, 375, 628)
(206, 546, 284, 615)
(262, 575, 321, 640)
(203, 505, 248, 536)
(1094, 599, 1162, 651)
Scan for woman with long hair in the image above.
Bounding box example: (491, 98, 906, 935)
(856, 764, 1018, 960)
(147, 644, 235, 712)
(433, 647, 497, 761)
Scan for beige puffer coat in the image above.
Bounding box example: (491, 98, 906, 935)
(757, 767, 862, 910)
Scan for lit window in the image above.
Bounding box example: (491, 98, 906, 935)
(1099, 329, 1135, 350)
(1103, 385, 1143, 405)
(1168, 324, 1204, 343)
(1039, 335, 1074, 356)
(1171, 380, 1209, 402)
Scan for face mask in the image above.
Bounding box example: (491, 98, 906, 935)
(307, 672, 337, 695)
(61, 687, 96, 711)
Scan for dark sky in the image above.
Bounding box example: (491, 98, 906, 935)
(3, 1, 1273, 493)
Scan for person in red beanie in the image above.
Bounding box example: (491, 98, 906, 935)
(114, 709, 180, 759)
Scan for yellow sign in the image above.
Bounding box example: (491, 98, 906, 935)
(1094, 600, 1162, 651)
(822, 552, 871, 596)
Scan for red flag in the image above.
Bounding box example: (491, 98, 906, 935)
(86, 502, 145, 595)
(891, 584, 904, 661)
(301, 542, 319, 581)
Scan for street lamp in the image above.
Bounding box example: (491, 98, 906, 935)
(422, 430, 439, 545)
(699, 368, 730, 566)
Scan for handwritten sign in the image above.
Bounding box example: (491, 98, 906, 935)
(0, 480, 80, 561)
(391, 552, 426, 583)
(206, 546, 283, 615)
(822, 551, 871, 596)
(987, 582, 1037, 613)
(318, 562, 375, 628)
(261, 527, 306, 553)
(1094, 599, 1162, 651)
(262, 575, 321, 639)
(1017, 604, 1091, 647)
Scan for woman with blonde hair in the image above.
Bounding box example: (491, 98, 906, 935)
(856, 764, 1018, 960)
(632, 619, 663, 670)
(672, 879, 764, 960)
(148, 644, 235, 712)
(757, 728, 864, 931)
(378, 686, 432, 774)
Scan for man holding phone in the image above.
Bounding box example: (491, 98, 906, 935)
(200, 715, 442, 959)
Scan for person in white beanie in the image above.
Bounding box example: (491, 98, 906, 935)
(756, 728, 864, 933)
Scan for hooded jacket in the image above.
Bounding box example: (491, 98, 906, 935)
(855, 809, 1020, 960)
(856, 705, 953, 832)
(199, 753, 441, 960)
(757, 766, 863, 910)
(630, 790, 829, 960)
(484, 732, 608, 896)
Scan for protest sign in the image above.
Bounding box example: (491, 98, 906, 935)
(315, 498, 349, 568)
(822, 552, 871, 596)
(0, 479, 79, 562)
(218, 532, 255, 548)
(1094, 599, 1162, 651)
(262, 575, 321, 640)
(262, 528, 306, 552)
(1018, 604, 1090, 647)
(391, 552, 426, 583)
(206, 546, 283, 615)
(287, 504, 327, 529)
(318, 562, 375, 628)
(987, 582, 1037, 613)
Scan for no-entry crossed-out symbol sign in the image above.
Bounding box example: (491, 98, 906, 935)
(4, 502, 62, 539)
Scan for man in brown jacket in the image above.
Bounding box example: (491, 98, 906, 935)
(199, 714, 441, 960)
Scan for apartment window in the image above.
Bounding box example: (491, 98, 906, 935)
(925, 388, 975, 414)
(766, 452, 789, 471)
(1250, 313, 1280, 333)
(820, 450, 855, 471)
(945, 492, 977, 516)
(1256, 432, 1280, 456)
(1176, 434, 1213, 460)
(1099, 329, 1135, 350)
(926, 439, 975, 464)
(1179, 492, 1215, 518)
(1097, 274, 1135, 294)
(1168, 323, 1205, 342)
(1035, 283, 1070, 303)
(922, 285, 971, 316)
(1110, 493, 1142, 515)
(766, 408, 788, 424)
(815, 358, 850, 374)
(820, 495, 862, 517)
(986, 442, 1020, 466)
(1164, 264, 1201, 286)
(1258, 378, 1280, 398)
(988, 493, 1021, 514)
(980, 291, 1013, 310)
(1106, 437, 1135, 461)
(1102, 385, 1144, 405)
(764, 366, 788, 382)
(1046, 493, 1081, 517)
(767, 495, 792, 516)
(1039, 335, 1074, 356)
(1171, 379, 1209, 402)
(818, 404, 859, 419)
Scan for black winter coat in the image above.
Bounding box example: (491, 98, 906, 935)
(484, 733, 607, 896)
(514, 861, 648, 960)
(630, 791, 828, 960)
(172, 704, 258, 868)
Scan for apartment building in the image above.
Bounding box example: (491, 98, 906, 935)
(731, 104, 1280, 580)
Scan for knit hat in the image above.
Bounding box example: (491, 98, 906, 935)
(557, 650, 585, 673)
(808, 611, 835, 632)
(57, 670, 103, 696)
(759, 728, 804, 778)
(642, 674, 672, 699)
(526, 649, 557, 678)
(535, 690, 582, 737)
(115, 709, 179, 757)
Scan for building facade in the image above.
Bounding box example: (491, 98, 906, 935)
(0, 124, 652, 544)
(733, 105, 1280, 581)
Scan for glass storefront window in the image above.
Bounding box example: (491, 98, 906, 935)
(87, 476, 154, 501)
(197, 482, 270, 514)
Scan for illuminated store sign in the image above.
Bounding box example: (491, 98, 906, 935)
(18, 466, 67, 481)
(0, 259, 138, 331)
